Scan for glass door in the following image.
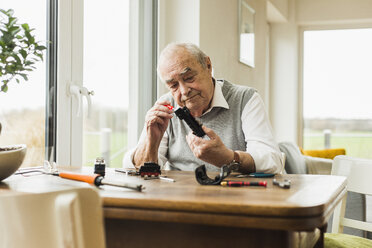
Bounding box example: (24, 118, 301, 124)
(56, 0, 157, 167)
(82, 0, 130, 168)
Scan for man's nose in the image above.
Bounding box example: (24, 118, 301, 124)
(179, 84, 190, 95)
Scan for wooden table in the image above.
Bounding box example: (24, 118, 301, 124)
(1, 167, 346, 248)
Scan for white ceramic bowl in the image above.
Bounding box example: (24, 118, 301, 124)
(0, 144, 27, 181)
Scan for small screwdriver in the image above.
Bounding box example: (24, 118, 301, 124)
(164, 104, 174, 110)
(221, 181, 267, 187)
(56, 172, 144, 192)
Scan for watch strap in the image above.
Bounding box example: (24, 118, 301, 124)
(227, 151, 241, 171)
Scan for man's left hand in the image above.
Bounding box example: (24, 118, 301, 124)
(186, 126, 234, 167)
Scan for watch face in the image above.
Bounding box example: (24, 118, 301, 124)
(233, 151, 241, 164)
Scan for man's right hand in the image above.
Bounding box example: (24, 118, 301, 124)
(145, 99, 174, 144)
(133, 99, 174, 168)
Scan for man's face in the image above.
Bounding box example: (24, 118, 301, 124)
(158, 49, 214, 117)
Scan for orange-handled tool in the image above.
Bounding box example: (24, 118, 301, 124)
(57, 172, 144, 192)
(59, 172, 97, 184)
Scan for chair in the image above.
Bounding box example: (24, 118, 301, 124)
(278, 142, 369, 239)
(278, 141, 333, 174)
(0, 187, 106, 248)
(300, 147, 346, 160)
(325, 155, 372, 247)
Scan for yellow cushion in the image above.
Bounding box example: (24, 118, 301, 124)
(300, 148, 346, 160)
(325, 233, 372, 248)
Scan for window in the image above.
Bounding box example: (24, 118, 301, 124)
(82, 0, 130, 167)
(302, 28, 372, 158)
(0, 0, 48, 167)
(56, 0, 157, 167)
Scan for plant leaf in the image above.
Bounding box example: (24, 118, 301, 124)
(7, 9, 14, 16)
(20, 49, 27, 58)
(9, 17, 17, 27)
(18, 73, 28, 81)
(21, 23, 29, 31)
(1, 84, 8, 92)
(35, 45, 46, 51)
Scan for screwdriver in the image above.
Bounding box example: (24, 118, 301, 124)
(221, 181, 267, 187)
(56, 172, 144, 192)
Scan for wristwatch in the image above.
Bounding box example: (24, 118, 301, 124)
(227, 151, 241, 171)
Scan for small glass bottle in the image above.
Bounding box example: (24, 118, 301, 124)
(94, 157, 106, 177)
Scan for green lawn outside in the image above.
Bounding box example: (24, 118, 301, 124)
(83, 132, 127, 168)
(303, 131, 372, 159)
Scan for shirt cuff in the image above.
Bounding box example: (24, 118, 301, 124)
(122, 147, 168, 169)
(122, 147, 136, 169)
(249, 149, 282, 174)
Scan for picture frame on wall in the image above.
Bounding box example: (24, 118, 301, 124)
(239, 0, 255, 67)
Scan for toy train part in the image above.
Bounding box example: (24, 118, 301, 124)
(139, 162, 161, 177)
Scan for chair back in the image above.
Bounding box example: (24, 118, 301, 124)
(0, 187, 106, 248)
(279, 152, 286, 174)
(331, 155, 372, 234)
(278, 142, 307, 174)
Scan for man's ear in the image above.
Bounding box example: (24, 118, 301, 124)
(205, 57, 212, 70)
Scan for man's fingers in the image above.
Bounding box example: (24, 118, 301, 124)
(202, 126, 217, 139)
(146, 108, 173, 122)
(186, 133, 195, 150)
(154, 100, 174, 114)
(147, 115, 165, 127)
(151, 105, 174, 115)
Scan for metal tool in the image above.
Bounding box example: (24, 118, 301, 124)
(56, 172, 144, 192)
(15, 160, 57, 175)
(273, 178, 291, 189)
(114, 168, 140, 176)
(159, 176, 176, 182)
(115, 167, 175, 182)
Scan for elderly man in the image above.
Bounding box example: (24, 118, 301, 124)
(123, 43, 282, 174)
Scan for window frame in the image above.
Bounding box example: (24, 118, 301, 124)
(299, 23, 372, 147)
(55, 0, 158, 166)
(45, 0, 58, 163)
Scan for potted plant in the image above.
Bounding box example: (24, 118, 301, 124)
(0, 8, 46, 180)
(0, 8, 46, 92)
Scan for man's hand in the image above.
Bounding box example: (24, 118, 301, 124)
(133, 100, 173, 168)
(145, 99, 174, 144)
(186, 126, 234, 167)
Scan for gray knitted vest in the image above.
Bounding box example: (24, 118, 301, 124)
(162, 80, 256, 171)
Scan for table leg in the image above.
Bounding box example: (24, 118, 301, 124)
(314, 224, 327, 248)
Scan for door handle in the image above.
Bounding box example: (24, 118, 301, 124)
(68, 84, 94, 117)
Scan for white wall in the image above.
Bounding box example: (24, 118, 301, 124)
(200, 0, 269, 102)
(158, 0, 271, 105)
(269, 0, 299, 144)
(268, 0, 288, 21)
(157, 0, 200, 96)
(296, 0, 372, 25)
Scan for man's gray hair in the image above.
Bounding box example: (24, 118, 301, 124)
(158, 43, 209, 70)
